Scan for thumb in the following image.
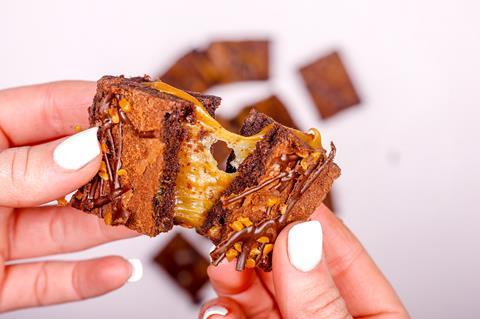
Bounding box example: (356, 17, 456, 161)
(273, 220, 352, 319)
(0, 127, 101, 207)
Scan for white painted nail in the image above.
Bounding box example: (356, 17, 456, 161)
(53, 127, 100, 170)
(127, 258, 143, 282)
(288, 220, 323, 272)
(202, 305, 228, 319)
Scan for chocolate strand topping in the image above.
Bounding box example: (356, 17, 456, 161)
(211, 143, 337, 270)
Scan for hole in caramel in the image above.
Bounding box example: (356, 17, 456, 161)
(210, 140, 232, 171)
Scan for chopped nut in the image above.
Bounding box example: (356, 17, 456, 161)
(250, 247, 261, 256)
(101, 143, 109, 153)
(100, 161, 107, 172)
(117, 168, 127, 176)
(119, 98, 132, 112)
(231, 221, 244, 232)
(74, 191, 83, 200)
(226, 248, 239, 262)
(104, 211, 113, 225)
(74, 124, 82, 133)
(238, 217, 253, 227)
(234, 242, 243, 252)
(266, 197, 279, 207)
(56, 197, 67, 206)
(279, 204, 287, 215)
(263, 244, 274, 255)
(296, 150, 309, 158)
(207, 226, 221, 239)
(99, 171, 109, 181)
(300, 158, 310, 170)
(257, 236, 270, 244)
(108, 108, 120, 124)
(245, 258, 256, 268)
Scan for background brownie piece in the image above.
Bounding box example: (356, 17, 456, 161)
(299, 51, 360, 119)
(232, 95, 298, 130)
(207, 40, 270, 84)
(153, 233, 209, 304)
(160, 50, 219, 92)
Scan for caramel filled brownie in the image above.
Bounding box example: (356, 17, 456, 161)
(71, 75, 339, 271)
(299, 51, 360, 119)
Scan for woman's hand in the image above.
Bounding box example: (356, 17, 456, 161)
(200, 205, 410, 319)
(0, 81, 139, 313)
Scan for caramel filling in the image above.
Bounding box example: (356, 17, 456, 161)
(146, 81, 322, 228)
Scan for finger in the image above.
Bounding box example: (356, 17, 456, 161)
(0, 81, 95, 148)
(207, 260, 280, 318)
(257, 269, 276, 297)
(273, 220, 352, 319)
(313, 205, 408, 317)
(0, 256, 133, 312)
(6, 206, 138, 261)
(199, 297, 247, 319)
(0, 127, 100, 207)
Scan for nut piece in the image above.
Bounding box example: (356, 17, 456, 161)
(245, 258, 256, 268)
(101, 143, 109, 153)
(117, 168, 127, 176)
(56, 197, 67, 206)
(263, 244, 274, 255)
(108, 108, 120, 124)
(119, 98, 132, 112)
(238, 217, 253, 227)
(74, 124, 82, 133)
(231, 221, 245, 232)
(98, 171, 109, 181)
(250, 247, 261, 256)
(104, 211, 113, 225)
(226, 248, 239, 262)
(257, 236, 270, 244)
(234, 242, 243, 252)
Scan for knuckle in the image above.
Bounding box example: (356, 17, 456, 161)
(295, 286, 351, 319)
(0, 146, 34, 205)
(34, 262, 49, 306)
(71, 263, 85, 300)
(48, 211, 67, 253)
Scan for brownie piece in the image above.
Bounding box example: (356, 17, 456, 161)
(160, 50, 219, 93)
(299, 51, 360, 119)
(153, 233, 209, 304)
(207, 40, 270, 84)
(71, 75, 339, 271)
(70, 76, 220, 236)
(206, 111, 340, 271)
(232, 95, 298, 130)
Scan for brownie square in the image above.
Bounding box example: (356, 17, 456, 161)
(299, 51, 360, 119)
(153, 233, 210, 303)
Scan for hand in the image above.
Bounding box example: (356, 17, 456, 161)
(0, 81, 139, 313)
(200, 205, 410, 319)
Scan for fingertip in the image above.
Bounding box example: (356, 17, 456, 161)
(200, 297, 246, 319)
(95, 256, 132, 288)
(207, 260, 255, 295)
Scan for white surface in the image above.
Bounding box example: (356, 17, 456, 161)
(288, 221, 323, 272)
(1, 0, 480, 318)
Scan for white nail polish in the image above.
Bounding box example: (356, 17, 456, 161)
(53, 127, 100, 170)
(202, 305, 228, 319)
(288, 220, 323, 272)
(127, 258, 143, 282)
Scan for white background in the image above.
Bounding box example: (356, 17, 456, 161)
(1, 0, 480, 318)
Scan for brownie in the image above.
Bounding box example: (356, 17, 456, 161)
(70, 76, 220, 236)
(160, 50, 219, 93)
(71, 75, 340, 271)
(153, 233, 209, 304)
(207, 110, 340, 271)
(232, 95, 298, 130)
(207, 40, 270, 84)
(299, 51, 360, 119)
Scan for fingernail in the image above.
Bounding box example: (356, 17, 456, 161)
(288, 220, 323, 272)
(53, 127, 100, 170)
(127, 258, 143, 282)
(202, 305, 228, 319)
